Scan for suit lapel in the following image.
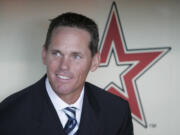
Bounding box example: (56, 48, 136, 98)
(30, 76, 66, 135)
(77, 83, 101, 135)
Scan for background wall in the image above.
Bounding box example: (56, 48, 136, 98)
(0, 0, 179, 134)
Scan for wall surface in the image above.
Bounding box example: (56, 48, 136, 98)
(0, 0, 179, 134)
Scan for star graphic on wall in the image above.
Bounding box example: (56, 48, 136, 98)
(98, 2, 171, 127)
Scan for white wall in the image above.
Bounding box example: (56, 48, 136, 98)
(0, 0, 179, 134)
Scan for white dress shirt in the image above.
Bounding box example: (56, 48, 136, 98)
(45, 78, 84, 128)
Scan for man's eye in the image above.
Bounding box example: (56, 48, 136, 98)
(74, 55, 81, 59)
(52, 51, 61, 56)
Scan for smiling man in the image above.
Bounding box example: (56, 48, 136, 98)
(0, 12, 133, 135)
(42, 26, 99, 104)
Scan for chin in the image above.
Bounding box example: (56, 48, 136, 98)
(55, 86, 73, 95)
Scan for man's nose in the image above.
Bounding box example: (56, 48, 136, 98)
(59, 57, 70, 70)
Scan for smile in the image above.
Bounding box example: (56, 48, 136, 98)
(57, 75, 71, 80)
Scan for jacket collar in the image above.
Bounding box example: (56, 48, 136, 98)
(77, 82, 101, 135)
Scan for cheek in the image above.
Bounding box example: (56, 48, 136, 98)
(47, 60, 59, 72)
(74, 64, 91, 80)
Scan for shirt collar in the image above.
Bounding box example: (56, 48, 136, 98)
(45, 77, 84, 111)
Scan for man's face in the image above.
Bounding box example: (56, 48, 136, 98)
(42, 27, 99, 102)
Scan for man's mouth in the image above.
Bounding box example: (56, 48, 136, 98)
(57, 75, 71, 80)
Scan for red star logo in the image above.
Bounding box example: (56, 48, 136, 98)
(98, 2, 171, 127)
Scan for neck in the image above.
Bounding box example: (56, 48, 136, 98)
(58, 89, 82, 105)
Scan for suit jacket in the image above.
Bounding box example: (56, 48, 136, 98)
(0, 76, 133, 135)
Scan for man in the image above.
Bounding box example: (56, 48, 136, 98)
(0, 12, 133, 135)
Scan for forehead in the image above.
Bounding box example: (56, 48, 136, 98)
(52, 26, 90, 39)
(49, 26, 91, 52)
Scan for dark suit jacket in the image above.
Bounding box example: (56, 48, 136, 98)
(0, 76, 133, 135)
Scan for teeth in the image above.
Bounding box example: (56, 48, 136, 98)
(57, 75, 70, 80)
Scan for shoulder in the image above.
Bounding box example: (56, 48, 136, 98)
(0, 76, 46, 117)
(85, 82, 130, 111)
(85, 82, 133, 131)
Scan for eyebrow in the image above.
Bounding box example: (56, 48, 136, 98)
(50, 49, 59, 51)
(50, 48, 84, 56)
(72, 52, 83, 56)
(49, 49, 61, 53)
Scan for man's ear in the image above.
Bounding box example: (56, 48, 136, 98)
(90, 53, 100, 72)
(42, 45, 47, 65)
